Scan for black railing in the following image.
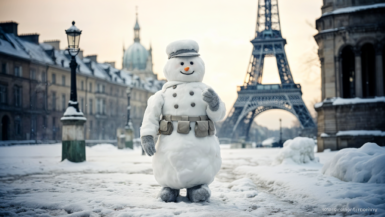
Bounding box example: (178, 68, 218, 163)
(238, 83, 301, 92)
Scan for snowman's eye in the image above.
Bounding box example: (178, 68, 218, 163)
(180, 62, 184, 66)
(190, 61, 194, 65)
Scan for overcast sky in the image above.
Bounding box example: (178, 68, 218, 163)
(0, 0, 323, 130)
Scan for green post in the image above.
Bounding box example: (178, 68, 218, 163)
(61, 118, 86, 162)
(125, 126, 134, 149)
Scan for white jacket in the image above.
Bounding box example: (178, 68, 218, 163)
(140, 81, 226, 189)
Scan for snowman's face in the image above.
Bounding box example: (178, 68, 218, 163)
(163, 56, 205, 82)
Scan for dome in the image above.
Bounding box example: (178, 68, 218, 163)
(123, 42, 149, 70)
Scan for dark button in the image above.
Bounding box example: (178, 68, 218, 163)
(174, 104, 179, 109)
(190, 91, 194, 96)
(173, 85, 177, 89)
(191, 102, 195, 107)
(173, 93, 177, 97)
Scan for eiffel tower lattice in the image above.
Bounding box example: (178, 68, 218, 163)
(218, 0, 316, 142)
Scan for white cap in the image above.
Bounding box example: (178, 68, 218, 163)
(166, 39, 200, 59)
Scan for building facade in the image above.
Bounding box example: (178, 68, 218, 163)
(0, 21, 163, 143)
(314, 0, 385, 151)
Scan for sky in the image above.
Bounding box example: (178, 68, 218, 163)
(0, 0, 323, 130)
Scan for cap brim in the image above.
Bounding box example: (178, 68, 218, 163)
(173, 52, 200, 57)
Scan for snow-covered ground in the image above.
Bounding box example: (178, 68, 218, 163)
(0, 143, 384, 216)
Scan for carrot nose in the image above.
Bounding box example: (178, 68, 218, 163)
(184, 67, 190, 71)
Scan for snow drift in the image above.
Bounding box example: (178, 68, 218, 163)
(274, 137, 317, 165)
(322, 143, 385, 183)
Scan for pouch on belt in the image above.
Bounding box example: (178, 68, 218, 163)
(159, 119, 173, 135)
(195, 121, 209, 138)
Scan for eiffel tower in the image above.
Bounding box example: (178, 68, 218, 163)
(219, 0, 316, 142)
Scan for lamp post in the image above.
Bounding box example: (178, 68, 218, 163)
(124, 86, 134, 149)
(60, 21, 87, 162)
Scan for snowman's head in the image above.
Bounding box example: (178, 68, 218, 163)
(163, 40, 205, 82)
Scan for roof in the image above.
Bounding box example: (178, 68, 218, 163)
(322, 3, 385, 17)
(0, 28, 163, 92)
(123, 42, 149, 70)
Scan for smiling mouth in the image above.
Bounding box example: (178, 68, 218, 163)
(180, 71, 195, 75)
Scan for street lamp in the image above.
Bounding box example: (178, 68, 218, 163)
(65, 21, 82, 111)
(124, 86, 134, 150)
(61, 21, 86, 163)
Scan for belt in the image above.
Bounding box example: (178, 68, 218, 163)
(162, 115, 209, 122)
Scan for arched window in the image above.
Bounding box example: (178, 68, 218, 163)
(341, 46, 355, 98)
(361, 43, 376, 98)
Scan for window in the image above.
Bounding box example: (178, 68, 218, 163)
(90, 120, 93, 130)
(102, 99, 106, 114)
(97, 98, 101, 114)
(14, 86, 22, 107)
(52, 117, 56, 127)
(81, 98, 84, 112)
(102, 85, 105, 93)
(41, 71, 46, 82)
(81, 81, 84, 90)
(89, 83, 92, 92)
(0, 85, 7, 104)
(42, 92, 46, 110)
(52, 91, 56, 111)
(1, 62, 7, 74)
(30, 69, 36, 80)
(62, 75, 66, 86)
(52, 73, 56, 84)
(14, 66, 22, 77)
(62, 94, 66, 111)
(14, 116, 21, 135)
(43, 116, 47, 128)
(97, 83, 100, 93)
(89, 99, 93, 114)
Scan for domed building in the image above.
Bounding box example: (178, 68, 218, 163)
(122, 13, 157, 80)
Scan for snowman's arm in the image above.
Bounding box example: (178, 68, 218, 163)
(140, 91, 164, 138)
(203, 86, 226, 122)
(206, 97, 226, 122)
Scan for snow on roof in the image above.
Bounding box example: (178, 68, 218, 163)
(40, 43, 53, 50)
(15, 37, 54, 64)
(336, 130, 385, 137)
(322, 3, 385, 17)
(0, 37, 30, 59)
(315, 97, 385, 108)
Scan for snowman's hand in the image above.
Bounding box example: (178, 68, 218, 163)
(203, 88, 220, 112)
(141, 135, 156, 156)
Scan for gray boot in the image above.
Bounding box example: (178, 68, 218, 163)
(187, 184, 211, 202)
(159, 187, 180, 203)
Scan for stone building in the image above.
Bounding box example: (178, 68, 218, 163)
(314, 1, 385, 151)
(0, 21, 163, 143)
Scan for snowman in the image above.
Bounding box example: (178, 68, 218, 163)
(140, 39, 226, 203)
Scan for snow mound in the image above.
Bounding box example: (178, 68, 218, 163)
(274, 137, 317, 165)
(227, 178, 258, 198)
(322, 143, 385, 183)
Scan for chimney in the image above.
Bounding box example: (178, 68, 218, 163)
(85, 55, 97, 62)
(0, 21, 18, 35)
(104, 61, 115, 68)
(19, 33, 40, 44)
(78, 50, 84, 59)
(43, 40, 60, 50)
